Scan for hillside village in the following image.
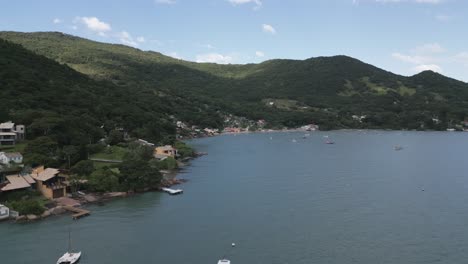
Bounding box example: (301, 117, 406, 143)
(0, 116, 311, 222)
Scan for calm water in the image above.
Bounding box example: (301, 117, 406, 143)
(2, 131, 468, 264)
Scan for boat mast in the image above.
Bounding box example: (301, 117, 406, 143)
(68, 227, 72, 253)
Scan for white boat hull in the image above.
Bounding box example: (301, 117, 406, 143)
(57, 252, 81, 264)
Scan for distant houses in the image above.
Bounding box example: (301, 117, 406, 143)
(0, 152, 23, 165)
(0, 121, 25, 146)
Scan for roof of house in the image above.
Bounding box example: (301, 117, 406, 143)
(23, 175, 36, 184)
(0, 122, 14, 129)
(156, 145, 175, 151)
(1, 175, 34, 191)
(30, 168, 60, 182)
(4, 152, 22, 159)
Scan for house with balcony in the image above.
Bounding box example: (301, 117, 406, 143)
(154, 145, 178, 160)
(0, 121, 25, 146)
(30, 166, 66, 199)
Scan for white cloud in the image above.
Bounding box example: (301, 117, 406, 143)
(201, 43, 215, 49)
(118, 31, 138, 47)
(136, 36, 145, 43)
(412, 43, 445, 54)
(168, 52, 183, 60)
(412, 64, 443, 73)
(196, 53, 233, 64)
(435, 14, 452, 22)
(392, 43, 445, 65)
(155, 0, 176, 4)
(359, 0, 443, 3)
(392, 43, 447, 74)
(415, 0, 442, 3)
(262, 24, 276, 34)
(392, 53, 424, 64)
(228, 0, 262, 8)
(53, 18, 62, 24)
(255, 51, 265, 57)
(455, 52, 468, 66)
(75, 16, 111, 34)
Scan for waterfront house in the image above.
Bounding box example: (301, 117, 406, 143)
(0, 121, 25, 145)
(0, 152, 23, 165)
(0, 174, 36, 193)
(154, 145, 178, 158)
(30, 166, 66, 199)
(0, 204, 9, 220)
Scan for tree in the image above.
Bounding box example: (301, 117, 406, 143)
(118, 159, 162, 191)
(62, 145, 78, 169)
(24, 136, 59, 167)
(88, 168, 119, 192)
(107, 130, 124, 145)
(71, 160, 95, 177)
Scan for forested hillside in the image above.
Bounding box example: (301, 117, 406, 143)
(2, 31, 468, 132)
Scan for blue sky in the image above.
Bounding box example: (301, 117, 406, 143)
(1, 0, 467, 81)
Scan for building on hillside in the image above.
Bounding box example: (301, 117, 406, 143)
(0, 122, 25, 145)
(30, 166, 66, 199)
(0, 152, 23, 165)
(154, 145, 178, 159)
(0, 174, 36, 193)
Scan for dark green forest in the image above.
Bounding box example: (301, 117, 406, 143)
(2, 31, 468, 132)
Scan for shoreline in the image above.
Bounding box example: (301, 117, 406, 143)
(5, 154, 201, 224)
(5, 128, 464, 223)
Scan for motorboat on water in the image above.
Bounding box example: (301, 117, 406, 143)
(57, 229, 81, 264)
(325, 140, 335, 144)
(394, 145, 403, 151)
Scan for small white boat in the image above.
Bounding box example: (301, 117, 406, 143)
(218, 259, 231, 264)
(394, 145, 403, 151)
(57, 229, 81, 264)
(57, 252, 81, 264)
(161, 187, 183, 195)
(0, 204, 10, 220)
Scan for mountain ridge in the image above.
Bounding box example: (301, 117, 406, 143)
(1, 31, 468, 131)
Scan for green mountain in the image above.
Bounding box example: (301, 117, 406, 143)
(1, 31, 468, 131)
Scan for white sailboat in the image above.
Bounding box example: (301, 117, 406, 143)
(57, 229, 81, 264)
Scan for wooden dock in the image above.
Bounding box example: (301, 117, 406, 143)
(63, 206, 91, 220)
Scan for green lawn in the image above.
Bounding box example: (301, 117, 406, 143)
(0, 142, 27, 153)
(93, 161, 120, 170)
(90, 146, 128, 161)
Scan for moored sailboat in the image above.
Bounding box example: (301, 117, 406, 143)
(57, 228, 81, 264)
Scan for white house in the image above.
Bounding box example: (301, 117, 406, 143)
(0, 152, 23, 165)
(0, 121, 25, 145)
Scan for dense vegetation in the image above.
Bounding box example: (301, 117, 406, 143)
(2, 31, 468, 131)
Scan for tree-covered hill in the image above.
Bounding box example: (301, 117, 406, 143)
(2, 31, 468, 130)
(0, 38, 225, 168)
